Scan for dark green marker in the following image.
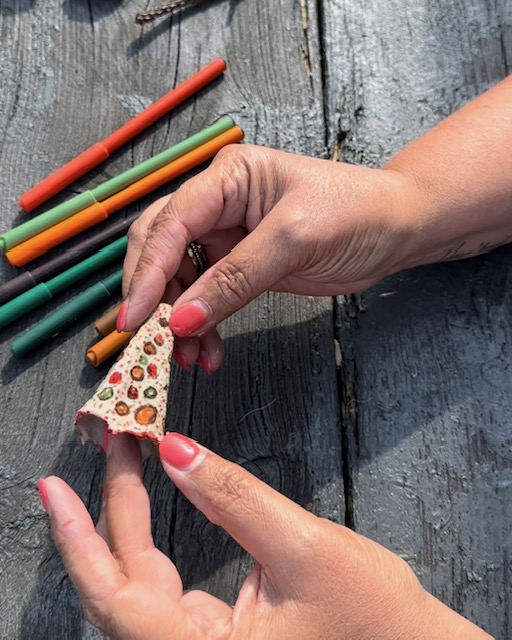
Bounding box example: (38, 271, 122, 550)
(0, 236, 127, 330)
(11, 269, 122, 357)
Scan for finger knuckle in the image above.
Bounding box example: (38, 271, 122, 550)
(214, 142, 243, 166)
(215, 145, 253, 205)
(206, 465, 258, 523)
(214, 260, 255, 308)
(127, 218, 145, 245)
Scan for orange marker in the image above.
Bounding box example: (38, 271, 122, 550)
(19, 58, 227, 212)
(86, 329, 135, 367)
(7, 126, 244, 267)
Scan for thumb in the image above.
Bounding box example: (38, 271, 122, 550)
(169, 211, 294, 337)
(159, 432, 322, 589)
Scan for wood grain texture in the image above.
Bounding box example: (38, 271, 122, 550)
(323, 0, 512, 636)
(0, 0, 342, 638)
(1, 0, 510, 637)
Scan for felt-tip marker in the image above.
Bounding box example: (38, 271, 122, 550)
(0, 237, 127, 330)
(6, 126, 244, 267)
(18, 58, 227, 212)
(0, 212, 138, 305)
(10, 269, 122, 357)
(2, 117, 234, 251)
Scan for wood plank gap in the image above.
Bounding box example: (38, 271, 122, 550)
(313, 0, 329, 153)
(333, 294, 364, 530)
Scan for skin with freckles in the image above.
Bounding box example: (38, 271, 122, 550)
(40, 434, 492, 639)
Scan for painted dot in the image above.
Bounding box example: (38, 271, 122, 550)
(154, 334, 164, 346)
(144, 386, 157, 399)
(144, 342, 157, 355)
(98, 387, 113, 401)
(115, 401, 129, 416)
(127, 386, 139, 400)
(135, 405, 157, 425)
(147, 363, 157, 378)
(139, 355, 148, 366)
(131, 366, 144, 381)
(159, 317, 169, 327)
(109, 372, 122, 385)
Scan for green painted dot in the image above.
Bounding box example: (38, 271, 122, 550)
(98, 387, 114, 401)
(139, 355, 148, 365)
(144, 386, 157, 399)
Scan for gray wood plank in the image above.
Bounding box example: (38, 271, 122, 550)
(323, 0, 512, 636)
(0, 1, 343, 637)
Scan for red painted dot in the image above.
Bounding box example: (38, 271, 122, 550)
(147, 363, 158, 378)
(109, 372, 122, 385)
(127, 386, 139, 400)
(154, 334, 164, 346)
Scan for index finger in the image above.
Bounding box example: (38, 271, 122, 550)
(159, 433, 323, 591)
(122, 195, 171, 297)
(123, 140, 253, 332)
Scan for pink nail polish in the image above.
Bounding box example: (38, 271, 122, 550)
(159, 433, 200, 470)
(37, 479, 51, 515)
(170, 300, 210, 336)
(116, 300, 129, 333)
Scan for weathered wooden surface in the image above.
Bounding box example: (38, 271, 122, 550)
(324, 1, 512, 637)
(0, 1, 340, 638)
(0, 0, 510, 638)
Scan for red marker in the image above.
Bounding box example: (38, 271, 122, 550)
(19, 58, 227, 212)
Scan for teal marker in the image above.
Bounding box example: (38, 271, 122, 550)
(0, 236, 127, 330)
(10, 269, 122, 357)
(0, 117, 235, 251)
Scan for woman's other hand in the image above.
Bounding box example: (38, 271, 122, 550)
(40, 434, 491, 639)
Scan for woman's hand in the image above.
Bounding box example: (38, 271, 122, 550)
(39, 434, 491, 639)
(120, 146, 415, 371)
(119, 77, 512, 374)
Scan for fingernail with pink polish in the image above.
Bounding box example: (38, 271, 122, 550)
(170, 300, 211, 336)
(159, 433, 202, 471)
(116, 299, 129, 332)
(37, 479, 52, 515)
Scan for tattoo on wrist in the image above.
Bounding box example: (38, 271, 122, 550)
(440, 235, 512, 262)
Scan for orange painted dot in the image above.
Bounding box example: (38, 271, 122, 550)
(130, 366, 144, 381)
(144, 342, 157, 355)
(134, 405, 157, 425)
(115, 401, 130, 416)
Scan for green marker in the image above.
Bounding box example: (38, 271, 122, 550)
(11, 269, 122, 357)
(0, 236, 127, 330)
(0, 117, 234, 251)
